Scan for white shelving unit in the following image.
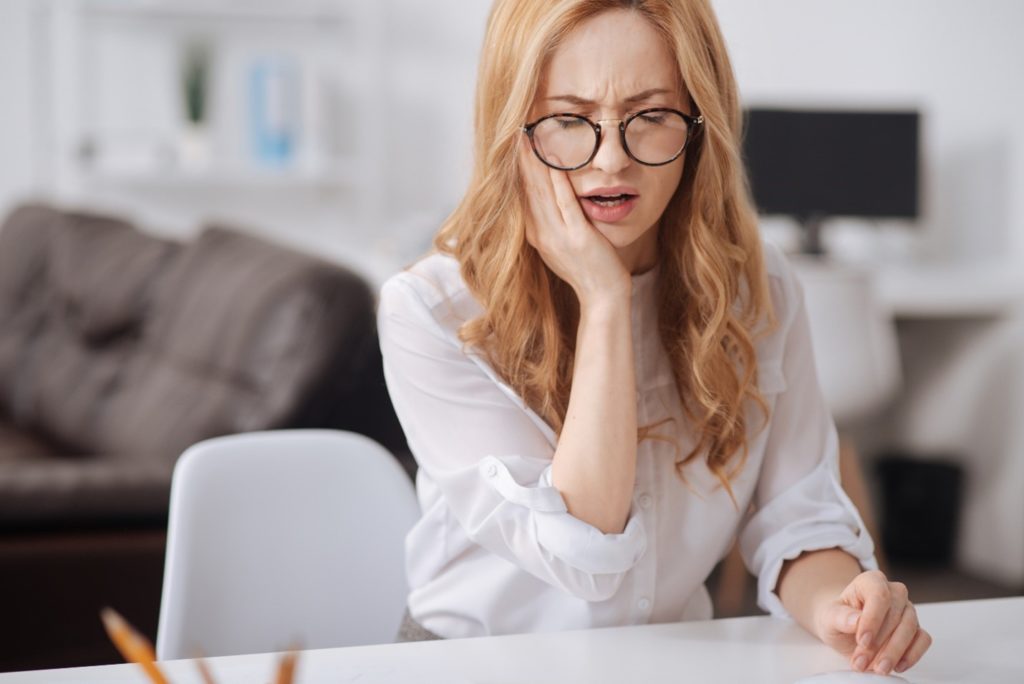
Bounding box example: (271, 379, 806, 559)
(34, 0, 387, 234)
(76, 163, 361, 191)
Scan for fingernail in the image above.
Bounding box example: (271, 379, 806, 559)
(895, 659, 909, 673)
(845, 611, 860, 628)
(853, 655, 868, 671)
(859, 631, 872, 647)
(876, 658, 892, 674)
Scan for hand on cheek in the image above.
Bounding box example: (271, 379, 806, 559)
(517, 138, 630, 303)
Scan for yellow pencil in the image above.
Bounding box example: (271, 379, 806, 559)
(100, 608, 170, 684)
(274, 649, 298, 684)
(194, 656, 217, 684)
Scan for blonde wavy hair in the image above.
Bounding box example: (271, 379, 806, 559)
(434, 0, 773, 491)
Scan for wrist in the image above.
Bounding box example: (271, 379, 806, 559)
(778, 549, 861, 640)
(577, 281, 631, 315)
(578, 296, 630, 329)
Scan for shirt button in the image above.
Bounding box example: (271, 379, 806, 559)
(637, 597, 651, 611)
(638, 494, 652, 509)
(485, 463, 498, 478)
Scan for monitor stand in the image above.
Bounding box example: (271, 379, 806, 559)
(798, 214, 826, 256)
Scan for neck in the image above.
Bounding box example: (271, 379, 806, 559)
(616, 225, 659, 274)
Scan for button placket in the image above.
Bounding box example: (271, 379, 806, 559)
(631, 273, 662, 623)
(632, 423, 659, 623)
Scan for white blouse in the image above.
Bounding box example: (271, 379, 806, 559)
(377, 242, 876, 639)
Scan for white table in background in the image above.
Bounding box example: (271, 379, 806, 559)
(1, 597, 1020, 683)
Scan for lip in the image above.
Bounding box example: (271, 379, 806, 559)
(578, 185, 640, 224)
(580, 195, 638, 224)
(580, 185, 639, 199)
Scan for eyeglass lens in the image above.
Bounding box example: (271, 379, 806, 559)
(530, 110, 690, 169)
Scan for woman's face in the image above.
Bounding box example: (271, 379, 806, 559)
(531, 9, 690, 273)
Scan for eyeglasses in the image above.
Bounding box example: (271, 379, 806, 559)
(522, 107, 704, 171)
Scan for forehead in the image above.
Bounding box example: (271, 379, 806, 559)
(541, 9, 680, 103)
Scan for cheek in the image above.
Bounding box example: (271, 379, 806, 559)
(642, 168, 683, 218)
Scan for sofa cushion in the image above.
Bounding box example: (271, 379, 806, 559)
(49, 210, 177, 345)
(0, 204, 409, 526)
(0, 204, 54, 315)
(0, 205, 179, 450)
(0, 419, 173, 526)
(145, 226, 373, 386)
(0, 204, 57, 420)
(91, 225, 377, 457)
(21, 336, 127, 455)
(0, 419, 67, 461)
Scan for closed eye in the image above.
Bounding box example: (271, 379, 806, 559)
(553, 116, 590, 130)
(638, 113, 667, 124)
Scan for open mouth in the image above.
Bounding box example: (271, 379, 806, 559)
(578, 191, 639, 223)
(584, 193, 637, 207)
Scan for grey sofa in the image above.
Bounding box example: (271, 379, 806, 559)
(0, 203, 410, 671)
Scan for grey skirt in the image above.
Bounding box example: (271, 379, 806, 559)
(396, 609, 443, 642)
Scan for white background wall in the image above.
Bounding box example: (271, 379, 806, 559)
(0, 2, 40, 212)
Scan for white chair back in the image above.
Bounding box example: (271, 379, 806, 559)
(156, 430, 419, 660)
(793, 257, 902, 425)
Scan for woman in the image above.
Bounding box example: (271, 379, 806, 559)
(378, 0, 931, 675)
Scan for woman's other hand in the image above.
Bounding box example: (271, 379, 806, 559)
(816, 570, 932, 675)
(518, 139, 631, 307)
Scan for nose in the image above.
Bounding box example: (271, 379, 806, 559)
(590, 119, 631, 174)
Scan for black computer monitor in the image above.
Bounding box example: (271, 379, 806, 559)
(742, 107, 920, 254)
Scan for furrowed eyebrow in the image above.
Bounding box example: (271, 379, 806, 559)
(545, 88, 672, 105)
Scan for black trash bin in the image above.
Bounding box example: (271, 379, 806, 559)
(876, 455, 965, 565)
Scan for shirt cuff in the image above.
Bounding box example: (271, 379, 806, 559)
(479, 455, 647, 575)
(740, 459, 878, 619)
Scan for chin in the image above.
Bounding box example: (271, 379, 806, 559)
(593, 220, 649, 250)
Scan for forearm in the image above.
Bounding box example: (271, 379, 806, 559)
(777, 548, 862, 639)
(551, 295, 637, 534)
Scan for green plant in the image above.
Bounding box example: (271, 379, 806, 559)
(182, 40, 211, 125)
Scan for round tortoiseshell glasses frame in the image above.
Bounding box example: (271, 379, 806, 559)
(522, 107, 705, 171)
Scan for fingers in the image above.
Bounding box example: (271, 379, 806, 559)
(865, 589, 904, 651)
(547, 165, 588, 231)
(518, 137, 559, 248)
(823, 602, 861, 639)
(895, 628, 933, 673)
(833, 572, 931, 675)
(868, 603, 920, 675)
(850, 576, 913, 673)
(850, 571, 891, 657)
(520, 135, 595, 254)
(519, 137, 580, 228)
(516, 132, 628, 298)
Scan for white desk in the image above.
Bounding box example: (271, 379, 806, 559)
(2, 598, 1021, 683)
(874, 260, 1024, 318)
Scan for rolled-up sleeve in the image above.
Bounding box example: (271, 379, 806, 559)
(738, 258, 877, 619)
(378, 276, 646, 602)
